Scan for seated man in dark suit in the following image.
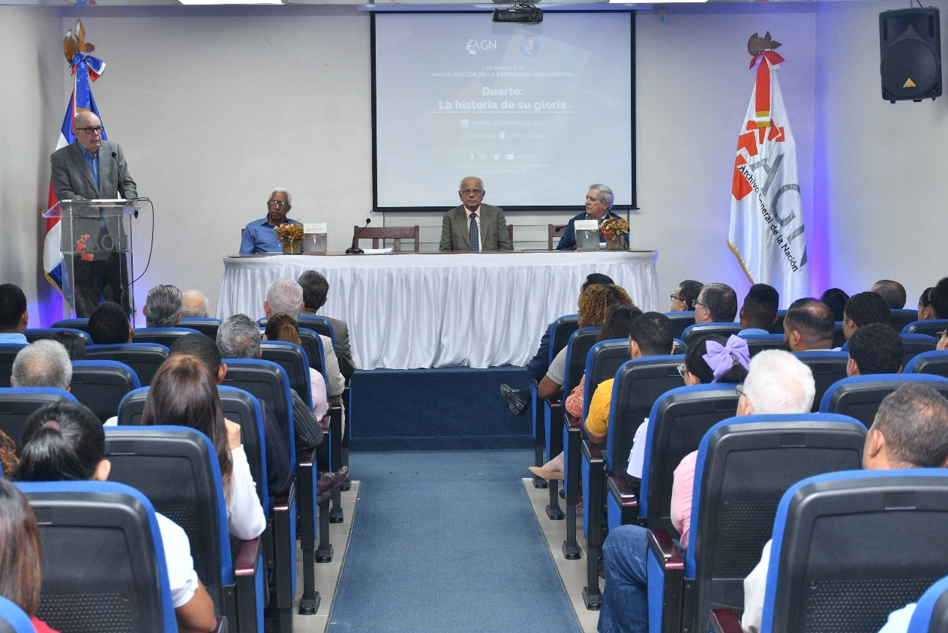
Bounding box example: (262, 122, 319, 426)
(439, 177, 513, 252)
(298, 270, 355, 379)
(556, 184, 628, 250)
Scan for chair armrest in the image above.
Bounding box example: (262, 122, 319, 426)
(233, 537, 262, 633)
(297, 448, 318, 542)
(213, 616, 228, 633)
(607, 475, 639, 526)
(708, 609, 743, 633)
(566, 412, 582, 431)
(647, 529, 685, 633)
(582, 439, 603, 463)
(234, 537, 261, 576)
(647, 529, 684, 572)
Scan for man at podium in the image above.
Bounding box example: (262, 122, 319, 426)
(50, 110, 138, 317)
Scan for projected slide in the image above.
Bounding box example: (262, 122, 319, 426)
(373, 12, 634, 210)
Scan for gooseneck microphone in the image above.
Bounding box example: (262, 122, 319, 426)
(347, 217, 372, 254)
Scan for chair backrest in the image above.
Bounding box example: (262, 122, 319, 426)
(605, 355, 685, 473)
(116, 387, 149, 426)
(25, 328, 92, 345)
(664, 312, 696, 341)
(902, 333, 938, 368)
(85, 343, 169, 386)
(582, 340, 630, 419)
(132, 327, 202, 347)
(70, 360, 140, 422)
(104, 426, 232, 615)
(768, 310, 788, 335)
(762, 470, 948, 633)
(819, 373, 948, 427)
(740, 333, 786, 357)
(903, 319, 948, 337)
(549, 314, 579, 362)
(794, 351, 850, 413)
(260, 341, 312, 406)
(221, 359, 296, 460)
(17, 480, 176, 633)
(891, 309, 921, 333)
(0, 387, 77, 452)
(563, 327, 601, 396)
(687, 415, 866, 632)
(0, 596, 33, 633)
(681, 323, 742, 347)
(217, 386, 268, 510)
(672, 339, 688, 355)
(49, 318, 92, 335)
(298, 328, 326, 373)
(908, 575, 948, 633)
(178, 318, 222, 340)
(296, 315, 335, 345)
(547, 223, 566, 250)
(355, 225, 420, 252)
(906, 350, 948, 378)
(639, 384, 741, 531)
(0, 344, 26, 392)
(833, 321, 847, 348)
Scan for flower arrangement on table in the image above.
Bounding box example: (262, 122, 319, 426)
(275, 223, 304, 254)
(599, 217, 629, 250)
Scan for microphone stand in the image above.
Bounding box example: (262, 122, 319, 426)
(347, 217, 371, 254)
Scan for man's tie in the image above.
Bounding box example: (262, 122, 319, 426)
(469, 213, 480, 252)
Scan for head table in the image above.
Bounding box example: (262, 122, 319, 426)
(218, 250, 659, 370)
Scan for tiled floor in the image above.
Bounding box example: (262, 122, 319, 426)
(289, 477, 601, 633)
(524, 478, 602, 633)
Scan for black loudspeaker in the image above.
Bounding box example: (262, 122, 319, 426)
(879, 7, 942, 103)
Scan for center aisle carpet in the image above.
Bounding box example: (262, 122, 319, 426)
(328, 449, 582, 633)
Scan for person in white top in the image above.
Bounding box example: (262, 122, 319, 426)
(141, 354, 266, 541)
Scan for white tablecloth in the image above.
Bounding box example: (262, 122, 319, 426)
(218, 251, 659, 370)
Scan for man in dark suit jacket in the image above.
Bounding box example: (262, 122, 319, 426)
(298, 270, 356, 379)
(556, 183, 628, 250)
(439, 177, 513, 251)
(50, 111, 138, 317)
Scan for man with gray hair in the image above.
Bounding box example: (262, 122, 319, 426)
(240, 188, 301, 255)
(143, 284, 183, 328)
(181, 290, 210, 318)
(12, 340, 72, 391)
(694, 282, 739, 324)
(557, 184, 628, 250)
(298, 270, 355, 378)
(264, 277, 345, 400)
(440, 176, 513, 252)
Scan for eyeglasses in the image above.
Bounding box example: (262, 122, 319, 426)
(937, 330, 948, 338)
(735, 384, 746, 399)
(76, 126, 102, 134)
(670, 294, 683, 302)
(694, 301, 707, 309)
(460, 188, 484, 195)
(676, 364, 686, 379)
(267, 200, 290, 208)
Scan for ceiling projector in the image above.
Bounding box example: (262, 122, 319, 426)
(492, 3, 543, 24)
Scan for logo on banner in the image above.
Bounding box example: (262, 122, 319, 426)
(466, 39, 497, 55)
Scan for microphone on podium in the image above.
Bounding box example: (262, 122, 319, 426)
(112, 151, 137, 218)
(347, 217, 372, 254)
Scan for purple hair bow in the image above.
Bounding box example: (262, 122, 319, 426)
(702, 335, 751, 383)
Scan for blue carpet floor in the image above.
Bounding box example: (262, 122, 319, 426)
(327, 449, 582, 633)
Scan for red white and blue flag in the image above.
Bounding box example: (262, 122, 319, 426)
(728, 48, 809, 305)
(43, 49, 107, 293)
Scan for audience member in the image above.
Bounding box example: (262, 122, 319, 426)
(598, 342, 775, 633)
(738, 284, 779, 334)
(0, 478, 61, 632)
(168, 333, 292, 499)
(871, 279, 907, 310)
(819, 288, 849, 322)
(930, 278, 948, 319)
(87, 302, 133, 345)
(742, 383, 948, 633)
(264, 313, 329, 419)
(439, 176, 513, 252)
(847, 323, 904, 376)
(0, 283, 28, 343)
(298, 270, 355, 378)
(141, 354, 265, 540)
(782, 298, 836, 352)
(14, 402, 217, 633)
(49, 330, 87, 360)
(181, 290, 210, 318)
(240, 189, 301, 255)
(669, 280, 703, 312)
(0, 430, 17, 476)
(694, 283, 738, 324)
(264, 277, 344, 401)
(556, 184, 627, 250)
(842, 291, 891, 341)
(143, 284, 183, 328)
(917, 287, 936, 321)
(501, 273, 614, 416)
(11, 340, 71, 391)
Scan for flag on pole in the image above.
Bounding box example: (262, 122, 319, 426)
(44, 24, 106, 294)
(728, 46, 809, 305)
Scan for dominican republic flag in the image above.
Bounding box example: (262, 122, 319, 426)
(43, 51, 107, 293)
(728, 49, 809, 305)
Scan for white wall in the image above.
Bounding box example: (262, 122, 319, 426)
(1, 1, 946, 324)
